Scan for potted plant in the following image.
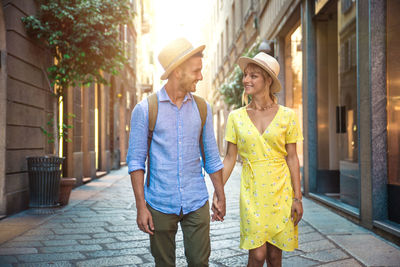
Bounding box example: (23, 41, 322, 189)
(22, 0, 134, 207)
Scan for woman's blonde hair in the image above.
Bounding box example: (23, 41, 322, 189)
(242, 63, 277, 105)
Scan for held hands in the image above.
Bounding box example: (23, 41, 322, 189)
(137, 205, 154, 235)
(211, 191, 226, 222)
(290, 198, 303, 226)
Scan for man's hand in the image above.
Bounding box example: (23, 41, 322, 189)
(130, 170, 154, 234)
(137, 206, 154, 235)
(209, 169, 226, 222)
(211, 191, 226, 222)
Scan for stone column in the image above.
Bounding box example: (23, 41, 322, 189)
(0, 5, 7, 216)
(360, 0, 388, 224)
(82, 84, 96, 180)
(302, 0, 318, 195)
(370, 0, 388, 222)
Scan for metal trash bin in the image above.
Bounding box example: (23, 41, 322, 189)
(26, 156, 64, 208)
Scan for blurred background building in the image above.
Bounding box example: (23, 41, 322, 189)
(201, 0, 400, 244)
(0, 0, 155, 216)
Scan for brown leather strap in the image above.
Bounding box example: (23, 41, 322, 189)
(146, 93, 158, 187)
(148, 93, 158, 132)
(193, 95, 207, 168)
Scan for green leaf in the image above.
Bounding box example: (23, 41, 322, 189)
(22, 0, 135, 144)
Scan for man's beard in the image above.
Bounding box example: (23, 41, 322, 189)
(181, 75, 196, 92)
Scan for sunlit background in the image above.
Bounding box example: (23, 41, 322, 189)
(153, 0, 212, 86)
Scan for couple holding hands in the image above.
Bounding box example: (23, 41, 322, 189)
(127, 37, 303, 267)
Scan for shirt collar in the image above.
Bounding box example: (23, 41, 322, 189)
(158, 86, 193, 103)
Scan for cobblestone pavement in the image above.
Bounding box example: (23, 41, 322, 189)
(1, 165, 400, 266)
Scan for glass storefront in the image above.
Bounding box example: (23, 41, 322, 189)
(313, 0, 359, 211)
(387, 0, 400, 224)
(285, 24, 303, 168)
(337, 1, 358, 208)
(301, 0, 400, 240)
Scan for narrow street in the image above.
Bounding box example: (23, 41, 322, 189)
(2, 2, 400, 265)
(0, 165, 399, 266)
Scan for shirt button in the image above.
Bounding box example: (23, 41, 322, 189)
(179, 157, 182, 160)
(179, 141, 182, 144)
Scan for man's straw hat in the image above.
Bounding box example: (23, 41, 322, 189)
(238, 52, 282, 93)
(158, 38, 205, 80)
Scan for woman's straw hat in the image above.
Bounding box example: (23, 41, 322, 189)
(158, 38, 205, 80)
(238, 52, 282, 93)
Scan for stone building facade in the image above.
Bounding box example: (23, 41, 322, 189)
(204, 0, 400, 244)
(203, 0, 259, 154)
(0, 0, 154, 216)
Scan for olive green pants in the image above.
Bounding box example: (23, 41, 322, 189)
(147, 201, 210, 267)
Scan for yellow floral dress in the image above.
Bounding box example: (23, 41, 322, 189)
(225, 105, 303, 251)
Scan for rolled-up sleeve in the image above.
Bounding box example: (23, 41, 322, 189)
(126, 101, 148, 173)
(202, 103, 223, 174)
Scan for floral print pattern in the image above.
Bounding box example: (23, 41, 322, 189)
(225, 105, 303, 251)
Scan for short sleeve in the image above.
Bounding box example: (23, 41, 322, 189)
(225, 112, 237, 144)
(285, 109, 303, 144)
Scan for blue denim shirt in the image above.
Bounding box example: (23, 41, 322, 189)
(127, 87, 223, 215)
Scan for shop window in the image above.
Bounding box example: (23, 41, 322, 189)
(314, 0, 359, 211)
(284, 24, 303, 168)
(387, 0, 400, 224)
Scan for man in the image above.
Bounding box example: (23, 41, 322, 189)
(127, 37, 226, 267)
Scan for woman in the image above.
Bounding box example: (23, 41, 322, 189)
(214, 52, 303, 267)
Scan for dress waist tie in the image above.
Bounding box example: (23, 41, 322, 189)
(242, 157, 286, 189)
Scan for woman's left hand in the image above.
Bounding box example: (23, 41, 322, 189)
(291, 200, 303, 226)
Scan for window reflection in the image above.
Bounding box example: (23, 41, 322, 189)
(387, 0, 400, 187)
(314, 0, 359, 210)
(285, 24, 303, 167)
(387, 0, 400, 224)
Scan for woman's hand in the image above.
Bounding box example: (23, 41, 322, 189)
(291, 199, 303, 226)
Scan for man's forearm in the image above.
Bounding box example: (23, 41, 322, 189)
(130, 170, 146, 209)
(209, 169, 225, 200)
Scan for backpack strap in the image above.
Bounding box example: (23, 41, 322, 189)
(146, 93, 158, 187)
(193, 95, 207, 168)
(148, 93, 158, 132)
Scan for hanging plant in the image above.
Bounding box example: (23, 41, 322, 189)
(21, 0, 135, 154)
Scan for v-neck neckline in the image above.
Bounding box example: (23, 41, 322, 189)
(244, 105, 281, 136)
